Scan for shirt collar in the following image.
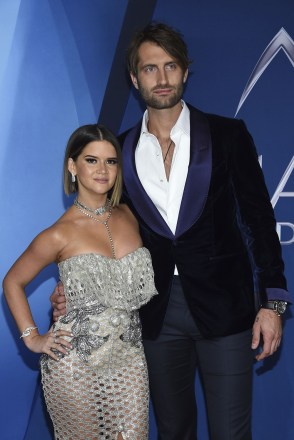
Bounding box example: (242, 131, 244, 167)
(141, 100, 190, 137)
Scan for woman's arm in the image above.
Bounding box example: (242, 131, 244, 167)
(3, 226, 72, 360)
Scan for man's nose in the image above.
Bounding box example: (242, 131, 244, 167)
(157, 67, 168, 84)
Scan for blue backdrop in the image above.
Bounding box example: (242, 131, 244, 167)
(1, 1, 293, 439)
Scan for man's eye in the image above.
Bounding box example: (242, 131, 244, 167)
(144, 66, 156, 73)
(165, 63, 177, 71)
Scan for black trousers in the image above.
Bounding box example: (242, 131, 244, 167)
(143, 276, 253, 440)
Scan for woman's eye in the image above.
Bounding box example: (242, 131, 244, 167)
(86, 158, 96, 164)
(106, 159, 118, 165)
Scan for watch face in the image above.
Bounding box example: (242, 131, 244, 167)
(277, 301, 287, 314)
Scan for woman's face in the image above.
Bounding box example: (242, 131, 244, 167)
(69, 140, 118, 200)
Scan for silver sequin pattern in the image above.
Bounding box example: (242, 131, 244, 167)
(41, 248, 157, 440)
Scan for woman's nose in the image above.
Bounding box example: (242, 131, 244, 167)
(96, 161, 108, 173)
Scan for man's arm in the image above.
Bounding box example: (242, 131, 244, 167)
(50, 282, 66, 321)
(229, 119, 290, 360)
(230, 121, 287, 290)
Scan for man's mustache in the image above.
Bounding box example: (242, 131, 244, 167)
(151, 84, 174, 91)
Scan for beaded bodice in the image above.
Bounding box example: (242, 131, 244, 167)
(58, 247, 156, 312)
(44, 247, 157, 371)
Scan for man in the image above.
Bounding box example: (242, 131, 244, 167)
(52, 23, 290, 440)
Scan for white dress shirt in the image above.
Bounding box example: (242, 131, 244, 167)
(135, 101, 190, 235)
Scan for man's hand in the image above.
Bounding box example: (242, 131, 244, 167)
(251, 308, 282, 361)
(50, 282, 66, 321)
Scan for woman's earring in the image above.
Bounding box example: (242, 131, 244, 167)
(71, 173, 76, 183)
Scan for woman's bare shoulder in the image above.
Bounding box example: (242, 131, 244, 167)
(33, 206, 77, 248)
(116, 203, 137, 221)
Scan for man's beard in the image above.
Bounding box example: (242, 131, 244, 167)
(137, 79, 184, 110)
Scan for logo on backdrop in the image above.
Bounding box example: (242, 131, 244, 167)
(236, 28, 294, 245)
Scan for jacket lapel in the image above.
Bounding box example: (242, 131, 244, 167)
(175, 106, 212, 237)
(122, 123, 174, 239)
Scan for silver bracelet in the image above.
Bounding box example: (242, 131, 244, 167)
(20, 326, 38, 339)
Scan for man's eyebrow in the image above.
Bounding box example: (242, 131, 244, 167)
(140, 61, 177, 68)
(141, 63, 157, 68)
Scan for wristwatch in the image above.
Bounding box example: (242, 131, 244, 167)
(261, 300, 287, 316)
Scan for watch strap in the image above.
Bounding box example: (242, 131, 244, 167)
(261, 300, 287, 316)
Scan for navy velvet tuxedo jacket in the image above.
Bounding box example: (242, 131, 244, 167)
(119, 104, 287, 339)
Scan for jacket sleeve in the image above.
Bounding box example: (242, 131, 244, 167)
(229, 119, 290, 303)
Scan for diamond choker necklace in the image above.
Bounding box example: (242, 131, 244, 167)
(74, 198, 115, 258)
(74, 198, 110, 216)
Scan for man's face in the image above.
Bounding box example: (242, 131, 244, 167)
(130, 41, 188, 110)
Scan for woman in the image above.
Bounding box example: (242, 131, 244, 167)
(3, 124, 157, 440)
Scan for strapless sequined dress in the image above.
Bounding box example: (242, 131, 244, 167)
(40, 247, 157, 440)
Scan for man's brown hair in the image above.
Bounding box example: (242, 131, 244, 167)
(127, 22, 192, 75)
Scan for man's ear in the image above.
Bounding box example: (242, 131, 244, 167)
(130, 73, 139, 90)
(183, 69, 188, 84)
